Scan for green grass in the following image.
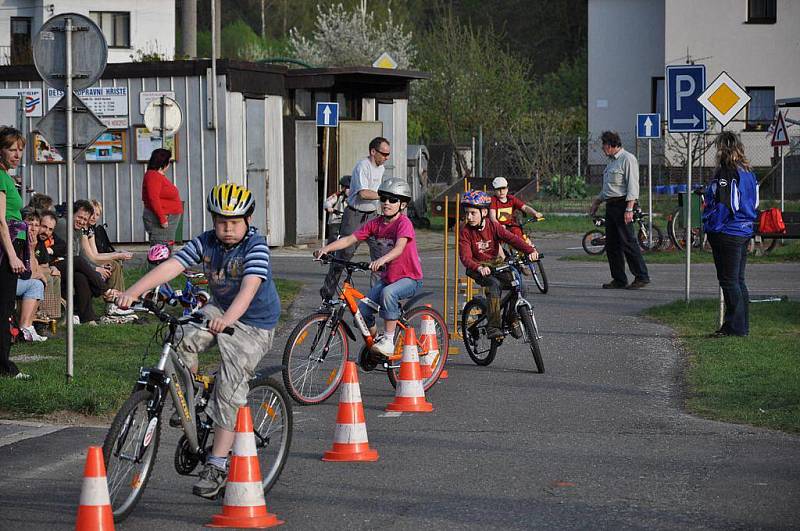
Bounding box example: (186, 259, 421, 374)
(646, 299, 800, 433)
(0, 275, 303, 418)
(560, 240, 800, 263)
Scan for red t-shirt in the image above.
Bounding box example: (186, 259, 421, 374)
(491, 194, 526, 226)
(353, 214, 423, 284)
(142, 169, 183, 225)
(459, 219, 535, 271)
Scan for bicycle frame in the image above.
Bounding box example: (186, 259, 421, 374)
(498, 262, 540, 341)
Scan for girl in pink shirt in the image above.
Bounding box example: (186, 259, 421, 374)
(314, 178, 422, 357)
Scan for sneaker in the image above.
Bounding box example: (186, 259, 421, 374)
(13, 372, 31, 380)
(486, 326, 504, 340)
(602, 280, 628, 289)
(626, 279, 650, 290)
(371, 334, 395, 357)
(106, 303, 134, 316)
(73, 315, 81, 325)
(193, 463, 227, 499)
(169, 409, 182, 428)
(21, 326, 47, 342)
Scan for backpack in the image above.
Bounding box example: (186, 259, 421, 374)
(758, 208, 786, 234)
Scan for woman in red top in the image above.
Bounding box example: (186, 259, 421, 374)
(142, 148, 183, 245)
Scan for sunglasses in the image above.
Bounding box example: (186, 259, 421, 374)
(375, 150, 391, 158)
(379, 195, 400, 204)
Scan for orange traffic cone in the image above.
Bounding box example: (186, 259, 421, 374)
(323, 361, 379, 462)
(75, 446, 115, 531)
(418, 314, 444, 380)
(207, 406, 283, 528)
(386, 327, 433, 413)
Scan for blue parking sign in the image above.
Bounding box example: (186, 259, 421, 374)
(316, 102, 339, 127)
(666, 65, 706, 133)
(636, 113, 661, 139)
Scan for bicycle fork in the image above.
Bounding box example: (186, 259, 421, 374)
(515, 300, 542, 341)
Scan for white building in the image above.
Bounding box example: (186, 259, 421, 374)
(0, 0, 175, 65)
(588, 0, 800, 168)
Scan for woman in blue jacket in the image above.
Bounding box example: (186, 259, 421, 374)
(702, 132, 758, 337)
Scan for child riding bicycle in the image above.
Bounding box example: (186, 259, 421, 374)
(314, 178, 423, 359)
(489, 176, 543, 240)
(116, 182, 281, 500)
(459, 190, 539, 339)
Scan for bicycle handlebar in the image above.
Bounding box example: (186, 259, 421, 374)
(315, 253, 384, 272)
(139, 299, 234, 335)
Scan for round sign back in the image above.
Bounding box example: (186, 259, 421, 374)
(33, 13, 108, 92)
(144, 96, 183, 138)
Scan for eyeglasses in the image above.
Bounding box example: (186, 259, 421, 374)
(379, 195, 400, 204)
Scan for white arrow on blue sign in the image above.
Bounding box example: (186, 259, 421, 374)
(636, 113, 661, 139)
(316, 102, 339, 127)
(666, 65, 706, 133)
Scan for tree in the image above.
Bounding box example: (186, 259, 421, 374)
(287, 3, 416, 68)
(411, 10, 533, 178)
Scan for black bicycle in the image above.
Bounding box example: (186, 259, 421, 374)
(582, 207, 664, 255)
(102, 300, 292, 521)
(461, 256, 544, 372)
(502, 217, 549, 294)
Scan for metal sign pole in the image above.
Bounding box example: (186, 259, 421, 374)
(685, 133, 692, 303)
(648, 138, 653, 249)
(577, 136, 582, 179)
(321, 127, 330, 242)
(781, 144, 785, 212)
(159, 95, 166, 142)
(65, 16, 74, 381)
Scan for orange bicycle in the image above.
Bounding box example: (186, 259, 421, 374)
(282, 255, 449, 405)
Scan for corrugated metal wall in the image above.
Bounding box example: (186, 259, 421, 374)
(3, 72, 286, 246)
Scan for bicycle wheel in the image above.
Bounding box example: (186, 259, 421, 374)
(387, 307, 449, 390)
(461, 299, 498, 366)
(247, 376, 293, 493)
(517, 306, 544, 374)
(638, 223, 664, 252)
(668, 209, 701, 251)
(529, 260, 549, 294)
(282, 312, 349, 405)
(750, 235, 779, 256)
(582, 230, 606, 255)
(102, 390, 161, 522)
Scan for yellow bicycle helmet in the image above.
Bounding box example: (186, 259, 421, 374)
(206, 183, 255, 217)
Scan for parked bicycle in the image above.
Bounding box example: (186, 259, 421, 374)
(102, 299, 292, 521)
(502, 217, 549, 294)
(282, 254, 449, 406)
(582, 207, 664, 255)
(667, 186, 777, 255)
(461, 256, 544, 372)
(143, 243, 211, 314)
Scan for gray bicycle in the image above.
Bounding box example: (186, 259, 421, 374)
(101, 300, 292, 521)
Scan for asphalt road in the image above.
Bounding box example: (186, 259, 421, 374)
(1, 233, 799, 530)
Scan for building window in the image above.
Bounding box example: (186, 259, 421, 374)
(10, 17, 33, 65)
(746, 0, 776, 23)
(745, 87, 775, 131)
(89, 12, 130, 48)
(652, 77, 664, 117)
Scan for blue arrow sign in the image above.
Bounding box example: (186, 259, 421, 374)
(637, 113, 661, 139)
(316, 102, 339, 128)
(666, 65, 706, 133)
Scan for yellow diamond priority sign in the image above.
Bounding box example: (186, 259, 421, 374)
(697, 71, 751, 127)
(372, 52, 398, 69)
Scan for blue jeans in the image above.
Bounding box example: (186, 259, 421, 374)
(358, 278, 423, 327)
(708, 232, 750, 335)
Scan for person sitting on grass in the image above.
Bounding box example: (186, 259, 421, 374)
(115, 182, 281, 500)
(459, 189, 539, 339)
(15, 209, 47, 342)
(314, 178, 423, 358)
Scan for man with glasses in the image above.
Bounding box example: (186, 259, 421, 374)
(320, 136, 391, 300)
(588, 131, 650, 289)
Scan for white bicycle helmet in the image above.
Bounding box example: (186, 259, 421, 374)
(207, 183, 255, 217)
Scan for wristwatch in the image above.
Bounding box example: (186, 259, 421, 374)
(625, 208, 633, 212)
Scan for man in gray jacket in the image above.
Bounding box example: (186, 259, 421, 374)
(589, 131, 650, 289)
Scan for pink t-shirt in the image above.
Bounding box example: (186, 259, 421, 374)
(353, 214, 423, 284)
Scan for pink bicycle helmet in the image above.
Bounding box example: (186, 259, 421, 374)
(147, 243, 171, 264)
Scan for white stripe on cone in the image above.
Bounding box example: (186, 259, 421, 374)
(420, 348, 435, 368)
(420, 317, 436, 335)
(340, 382, 362, 403)
(333, 422, 369, 444)
(223, 481, 267, 507)
(402, 346, 419, 363)
(396, 379, 425, 398)
(232, 432, 258, 457)
(79, 477, 111, 506)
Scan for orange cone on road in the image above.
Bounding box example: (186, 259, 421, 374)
(386, 327, 433, 413)
(75, 446, 115, 531)
(207, 406, 283, 528)
(418, 315, 444, 380)
(323, 361, 379, 462)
